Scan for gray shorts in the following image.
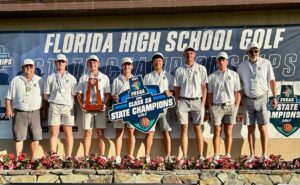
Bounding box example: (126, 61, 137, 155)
(113, 120, 135, 129)
(210, 104, 237, 125)
(12, 109, 43, 141)
(176, 98, 202, 125)
(150, 110, 172, 132)
(48, 103, 75, 126)
(242, 95, 270, 125)
(84, 111, 106, 130)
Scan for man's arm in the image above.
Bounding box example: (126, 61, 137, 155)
(76, 93, 86, 112)
(201, 83, 207, 107)
(5, 98, 13, 119)
(234, 90, 241, 108)
(174, 86, 180, 106)
(270, 79, 278, 109)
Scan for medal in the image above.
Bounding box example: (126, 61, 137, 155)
(26, 87, 31, 92)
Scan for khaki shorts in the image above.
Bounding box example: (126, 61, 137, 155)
(210, 104, 237, 125)
(176, 98, 202, 125)
(48, 103, 75, 126)
(149, 110, 172, 132)
(113, 120, 135, 129)
(84, 111, 107, 130)
(13, 109, 42, 141)
(242, 95, 270, 125)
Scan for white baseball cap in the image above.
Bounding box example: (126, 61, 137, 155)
(23, 59, 34, 66)
(56, 54, 67, 62)
(152, 52, 164, 61)
(216, 52, 229, 60)
(184, 46, 196, 52)
(247, 42, 261, 51)
(122, 57, 133, 64)
(87, 55, 99, 62)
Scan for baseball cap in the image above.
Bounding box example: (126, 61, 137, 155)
(184, 46, 196, 52)
(23, 59, 34, 66)
(56, 54, 67, 62)
(216, 52, 229, 60)
(87, 55, 99, 62)
(152, 52, 164, 61)
(247, 42, 260, 51)
(122, 57, 133, 65)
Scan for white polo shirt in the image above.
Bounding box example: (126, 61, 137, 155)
(6, 74, 44, 111)
(112, 74, 133, 96)
(144, 71, 174, 93)
(173, 62, 208, 98)
(44, 71, 77, 106)
(237, 57, 275, 98)
(76, 71, 111, 102)
(208, 69, 241, 104)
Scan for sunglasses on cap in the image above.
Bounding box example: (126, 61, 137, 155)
(248, 50, 259, 54)
(23, 64, 34, 68)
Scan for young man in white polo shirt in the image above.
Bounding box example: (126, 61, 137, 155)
(43, 54, 77, 157)
(237, 42, 278, 161)
(111, 57, 135, 164)
(5, 59, 44, 158)
(143, 52, 173, 163)
(207, 52, 241, 161)
(174, 47, 208, 160)
(76, 55, 111, 157)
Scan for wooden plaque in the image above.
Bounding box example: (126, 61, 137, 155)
(85, 78, 103, 111)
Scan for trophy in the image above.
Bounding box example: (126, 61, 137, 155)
(85, 78, 103, 111)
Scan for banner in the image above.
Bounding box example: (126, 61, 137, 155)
(0, 25, 300, 138)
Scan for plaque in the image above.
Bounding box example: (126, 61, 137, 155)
(85, 78, 103, 111)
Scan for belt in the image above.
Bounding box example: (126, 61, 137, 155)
(244, 94, 265, 100)
(179, 97, 200, 100)
(15, 109, 35, 113)
(213, 103, 233, 106)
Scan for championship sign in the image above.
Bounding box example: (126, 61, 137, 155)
(108, 75, 176, 133)
(269, 85, 300, 137)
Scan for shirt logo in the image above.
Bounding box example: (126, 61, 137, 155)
(108, 75, 176, 133)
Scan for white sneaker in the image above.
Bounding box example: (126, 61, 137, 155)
(213, 154, 220, 161)
(115, 155, 121, 164)
(198, 155, 206, 161)
(261, 155, 271, 161)
(225, 154, 231, 159)
(145, 155, 151, 163)
(165, 155, 173, 163)
(246, 154, 255, 163)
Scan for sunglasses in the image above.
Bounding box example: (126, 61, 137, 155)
(248, 50, 259, 54)
(23, 65, 34, 68)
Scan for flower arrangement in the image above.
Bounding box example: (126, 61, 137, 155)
(0, 153, 296, 170)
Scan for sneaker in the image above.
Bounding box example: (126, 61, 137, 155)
(145, 155, 151, 163)
(128, 155, 135, 160)
(164, 155, 173, 163)
(99, 155, 107, 160)
(115, 155, 121, 164)
(225, 154, 232, 159)
(213, 154, 220, 161)
(181, 156, 188, 160)
(198, 155, 206, 161)
(261, 155, 271, 161)
(246, 154, 255, 163)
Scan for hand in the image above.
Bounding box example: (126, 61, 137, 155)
(112, 95, 119, 103)
(101, 104, 106, 112)
(272, 98, 278, 109)
(81, 104, 86, 112)
(5, 109, 13, 119)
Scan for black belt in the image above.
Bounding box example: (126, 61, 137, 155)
(244, 94, 265, 100)
(213, 103, 233, 106)
(15, 109, 35, 113)
(179, 97, 200, 100)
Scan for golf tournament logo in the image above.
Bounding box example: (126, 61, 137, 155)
(269, 85, 300, 137)
(0, 45, 13, 70)
(108, 75, 176, 133)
